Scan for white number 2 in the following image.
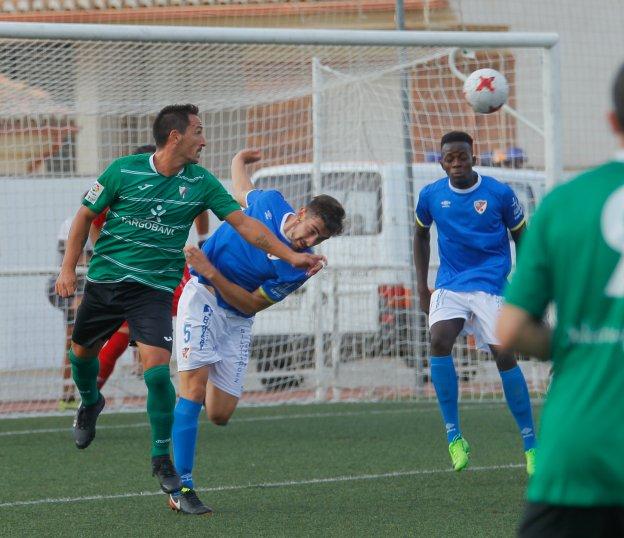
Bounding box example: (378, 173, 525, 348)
(601, 185, 624, 297)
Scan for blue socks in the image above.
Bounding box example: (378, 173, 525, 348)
(500, 365, 536, 451)
(172, 397, 202, 488)
(430, 355, 460, 443)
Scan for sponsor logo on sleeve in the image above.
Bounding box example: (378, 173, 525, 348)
(85, 181, 104, 204)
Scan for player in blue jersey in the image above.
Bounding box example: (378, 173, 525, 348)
(414, 131, 536, 474)
(168, 149, 345, 515)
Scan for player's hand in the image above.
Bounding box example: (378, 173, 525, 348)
(233, 149, 262, 165)
(418, 287, 432, 314)
(290, 252, 327, 276)
(183, 245, 216, 279)
(55, 267, 77, 298)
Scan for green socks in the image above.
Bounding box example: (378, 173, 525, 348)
(144, 365, 176, 457)
(68, 349, 100, 406)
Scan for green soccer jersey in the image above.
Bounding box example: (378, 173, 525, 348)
(505, 159, 624, 506)
(83, 153, 240, 292)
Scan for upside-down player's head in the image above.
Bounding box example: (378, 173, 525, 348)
(439, 131, 477, 187)
(610, 63, 624, 140)
(153, 104, 206, 164)
(287, 195, 346, 251)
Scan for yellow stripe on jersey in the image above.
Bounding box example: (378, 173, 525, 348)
(258, 286, 277, 304)
(415, 216, 430, 229)
(510, 218, 526, 232)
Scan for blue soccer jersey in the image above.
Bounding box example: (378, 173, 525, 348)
(415, 174, 525, 295)
(193, 189, 310, 317)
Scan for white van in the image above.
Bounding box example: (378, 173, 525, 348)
(245, 162, 544, 382)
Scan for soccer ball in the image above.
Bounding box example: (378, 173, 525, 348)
(463, 68, 509, 114)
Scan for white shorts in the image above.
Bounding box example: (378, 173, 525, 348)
(428, 289, 502, 351)
(175, 277, 254, 398)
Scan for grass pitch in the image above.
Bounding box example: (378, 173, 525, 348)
(1, 401, 539, 537)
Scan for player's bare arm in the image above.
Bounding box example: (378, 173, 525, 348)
(413, 222, 432, 314)
(56, 205, 98, 298)
(194, 211, 209, 246)
(496, 304, 551, 360)
(224, 210, 326, 275)
(231, 149, 261, 207)
(183, 245, 272, 316)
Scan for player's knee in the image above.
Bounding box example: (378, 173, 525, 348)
(183, 385, 206, 404)
(206, 410, 231, 426)
(429, 333, 454, 356)
(495, 353, 517, 372)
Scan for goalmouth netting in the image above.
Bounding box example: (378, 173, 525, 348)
(0, 23, 560, 415)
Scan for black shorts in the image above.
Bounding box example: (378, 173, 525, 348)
(72, 281, 173, 352)
(519, 502, 624, 538)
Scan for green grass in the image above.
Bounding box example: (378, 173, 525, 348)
(1, 401, 539, 537)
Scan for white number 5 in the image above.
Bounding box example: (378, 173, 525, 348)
(601, 185, 624, 297)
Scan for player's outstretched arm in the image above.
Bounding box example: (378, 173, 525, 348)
(413, 223, 432, 314)
(224, 210, 326, 275)
(231, 149, 261, 207)
(496, 304, 551, 360)
(56, 205, 98, 298)
(184, 245, 271, 316)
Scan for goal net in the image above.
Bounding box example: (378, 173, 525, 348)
(0, 24, 558, 415)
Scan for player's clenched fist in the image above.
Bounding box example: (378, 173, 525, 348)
(184, 245, 216, 280)
(290, 252, 327, 276)
(418, 287, 432, 314)
(55, 268, 77, 298)
(233, 148, 262, 165)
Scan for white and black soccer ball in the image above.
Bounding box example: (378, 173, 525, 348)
(463, 68, 509, 114)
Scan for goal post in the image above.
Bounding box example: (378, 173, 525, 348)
(0, 22, 560, 415)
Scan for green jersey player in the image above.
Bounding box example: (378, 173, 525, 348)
(55, 104, 324, 495)
(498, 64, 624, 537)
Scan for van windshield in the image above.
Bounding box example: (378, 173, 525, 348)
(254, 171, 382, 236)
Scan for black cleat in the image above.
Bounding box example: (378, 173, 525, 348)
(168, 487, 213, 515)
(73, 393, 105, 449)
(152, 455, 182, 494)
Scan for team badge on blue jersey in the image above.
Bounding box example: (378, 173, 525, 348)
(415, 174, 525, 295)
(474, 200, 487, 214)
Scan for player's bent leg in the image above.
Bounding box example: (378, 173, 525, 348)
(204, 381, 240, 426)
(491, 346, 537, 473)
(138, 343, 181, 494)
(70, 341, 106, 449)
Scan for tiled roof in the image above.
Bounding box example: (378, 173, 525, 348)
(0, 0, 447, 14)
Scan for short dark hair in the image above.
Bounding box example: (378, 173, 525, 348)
(153, 104, 199, 147)
(306, 194, 346, 236)
(613, 63, 624, 130)
(441, 131, 473, 148)
(133, 144, 156, 155)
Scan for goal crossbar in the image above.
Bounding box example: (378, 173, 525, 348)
(0, 22, 558, 49)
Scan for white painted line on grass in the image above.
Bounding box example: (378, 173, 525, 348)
(0, 403, 508, 437)
(0, 463, 525, 509)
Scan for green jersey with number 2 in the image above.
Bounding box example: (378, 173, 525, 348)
(505, 159, 624, 506)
